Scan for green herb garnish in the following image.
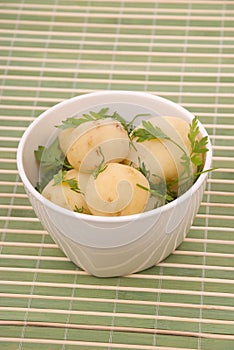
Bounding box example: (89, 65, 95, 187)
(132, 117, 209, 179)
(132, 120, 190, 171)
(57, 108, 110, 129)
(189, 117, 208, 167)
(34, 138, 64, 172)
(137, 159, 150, 179)
(135, 116, 212, 205)
(132, 120, 169, 142)
(57, 108, 151, 136)
(34, 138, 72, 192)
(92, 147, 107, 179)
(137, 161, 176, 206)
(53, 169, 82, 194)
(53, 169, 66, 186)
(137, 182, 174, 207)
(74, 206, 84, 213)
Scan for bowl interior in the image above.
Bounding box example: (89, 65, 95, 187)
(18, 91, 198, 188)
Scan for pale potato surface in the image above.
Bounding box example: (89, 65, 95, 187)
(42, 169, 90, 214)
(129, 116, 193, 190)
(58, 128, 74, 155)
(85, 163, 150, 216)
(64, 118, 129, 172)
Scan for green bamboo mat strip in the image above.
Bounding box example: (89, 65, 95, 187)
(0, 0, 234, 349)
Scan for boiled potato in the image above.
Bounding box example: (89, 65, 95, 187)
(77, 171, 91, 195)
(42, 169, 90, 214)
(59, 118, 129, 172)
(58, 128, 74, 155)
(58, 118, 100, 156)
(128, 116, 194, 194)
(85, 163, 150, 216)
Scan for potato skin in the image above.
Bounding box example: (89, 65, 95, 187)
(63, 118, 129, 172)
(58, 128, 74, 155)
(128, 116, 194, 194)
(152, 116, 192, 157)
(42, 169, 90, 214)
(85, 163, 150, 216)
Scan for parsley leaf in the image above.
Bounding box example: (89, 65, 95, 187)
(137, 161, 176, 206)
(180, 153, 192, 176)
(92, 146, 107, 179)
(34, 138, 73, 192)
(131, 120, 169, 142)
(34, 138, 64, 172)
(53, 169, 66, 186)
(74, 206, 84, 213)
(132, 116, 210, 179)
(66, 178, 82, 193)
(132, 119, 191, 178)
(35, 138, 67, 192)
(188, 116, 200, 149)
(57, 107, 150, 137)
(53, 169, 82, 194)
(57, 108, 110, 129)
(137, 159, 151, 180)
(188, 117, 208, 167)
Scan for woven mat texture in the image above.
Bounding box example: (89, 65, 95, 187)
(0, 1, 234, 349)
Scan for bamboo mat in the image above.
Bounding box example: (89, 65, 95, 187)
(0, 0, 234, 349)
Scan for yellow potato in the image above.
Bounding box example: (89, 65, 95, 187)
(128, 116, 194, 194)
(42, 169, 90, 214)
(77, 171, 91, 195)
(58, 128, 74, 155)
(58, 119, 96, 155)
(60, 118, 129, 172)
(85, 163, 150, 216)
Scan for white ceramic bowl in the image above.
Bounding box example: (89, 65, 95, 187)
(17, 91, 212, 277)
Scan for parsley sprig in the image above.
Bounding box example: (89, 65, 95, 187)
(137, 161, 176, 207)
(179, 117, 209, 176)
(53, 169, 82, 194)
(57, 107, 150, 136)
(57, 108, 110, 129)
(134, 117, 212, 206)
(188, 117, 208, 167)
(132, 120, 169, 142)
(137, 182, 175, 207)
(74, 206, 85, 213)
(92, 146, 107, 179)
(34, 138, 72, 192)
(58, 107, 131, 132)
(132, 120, 190, 165)
(34, 138, 64, 172)
(132, 117, 209, 179)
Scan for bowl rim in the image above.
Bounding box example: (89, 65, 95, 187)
(17, 91, 213, 224)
